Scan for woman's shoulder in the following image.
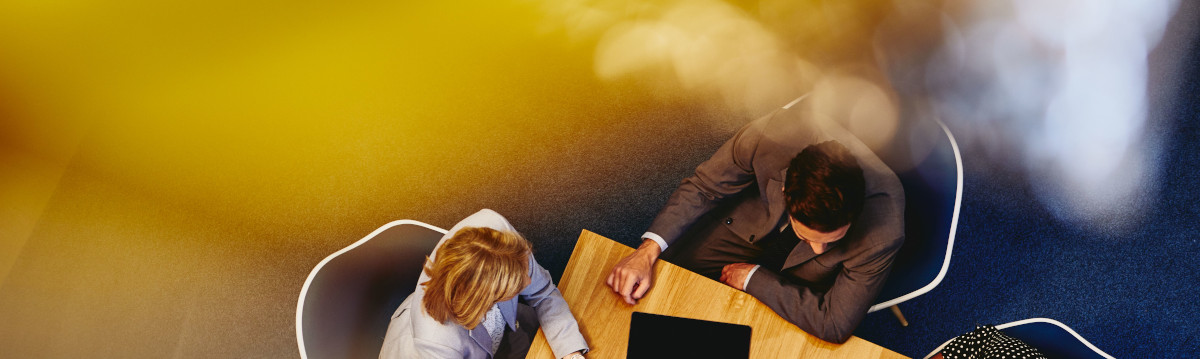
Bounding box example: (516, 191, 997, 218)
(381, 291, 471, 358)
(403, 291, 471, 343)
(448, 209, 517, 234)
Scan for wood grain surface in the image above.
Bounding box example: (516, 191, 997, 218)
(525, 230, 908, 359)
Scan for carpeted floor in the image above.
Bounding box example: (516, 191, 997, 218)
(2, 2, 1196, 357)
(850, 9, 1200, 358)
(522, 6, 1200, 358)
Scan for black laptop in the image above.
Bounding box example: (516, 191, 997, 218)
(626, 312, 752, 359)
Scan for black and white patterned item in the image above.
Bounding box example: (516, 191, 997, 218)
(942, 325, 1047, 359)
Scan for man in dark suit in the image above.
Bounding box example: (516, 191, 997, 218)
(606, 100, 904, 343)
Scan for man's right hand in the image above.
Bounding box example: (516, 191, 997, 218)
(605, 239, 662, 305)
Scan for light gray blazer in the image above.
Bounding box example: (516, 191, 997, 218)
(646, 102, 905, 343)
(379, 209, 588, 359)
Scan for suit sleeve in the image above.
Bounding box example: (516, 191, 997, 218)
(521, 255, 588, 358)
(645, 118, 764, 246)
(743, 236, 902, 343)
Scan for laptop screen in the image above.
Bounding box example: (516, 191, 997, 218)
(626, 312, 752, 359)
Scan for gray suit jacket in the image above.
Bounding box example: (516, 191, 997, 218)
(379, 209, 588, 359)
(646, 101, 905, 343)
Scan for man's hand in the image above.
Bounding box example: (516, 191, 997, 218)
(719, 263, 757, 291)
(605, 239, 661, 305)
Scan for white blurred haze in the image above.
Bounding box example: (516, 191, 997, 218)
(532, 0, 1183, 233)
(929, 0, 1180, 231)
(534, 0, 903, 153)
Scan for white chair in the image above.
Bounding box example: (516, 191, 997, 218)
(783, 94, 964, 326)
(923, 318, 1116, 359)
(867, 117, 964, 326)
(295, 220, 447, 359)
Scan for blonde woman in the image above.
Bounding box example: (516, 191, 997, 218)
(380, 209, 588, 359)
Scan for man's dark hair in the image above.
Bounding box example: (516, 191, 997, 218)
(784, 141, 866, 233)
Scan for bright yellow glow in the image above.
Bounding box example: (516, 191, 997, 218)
(0, 1, 643, 355)
(0, 0, 918, 355)
(0, 0, 624, 236)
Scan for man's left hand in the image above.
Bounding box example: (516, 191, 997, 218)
(719, 263, 756, 291)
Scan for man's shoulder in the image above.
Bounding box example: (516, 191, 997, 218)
(850, 189, 906, 251)
(754, 105, 822, 141)
(734, 105, 823, 168)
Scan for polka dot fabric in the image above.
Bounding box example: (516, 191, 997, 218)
(942, 325, 1047, 359)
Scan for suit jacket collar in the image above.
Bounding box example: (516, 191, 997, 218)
(781, 229, 850, 270)
(766, 176, 788, 235)
(468, 325, 492, 355)
(499, 297, 518, 331)
(774, 168, 852, 270)
(466, 299, 519, 356)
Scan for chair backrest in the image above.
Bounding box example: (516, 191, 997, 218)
(869, 117, 963, 313)
(924, 318, 1115, 359)
(996, 318, 1115, 359)
(296, 220, 447, 359)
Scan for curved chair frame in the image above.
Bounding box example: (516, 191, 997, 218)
(295, 220, 448, 359)
(784, 95, 964, 318)
(922, 318, 1116, 359)
(867, 118, 964, 314)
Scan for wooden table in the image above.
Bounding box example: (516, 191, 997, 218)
(526, 230, 908, 359)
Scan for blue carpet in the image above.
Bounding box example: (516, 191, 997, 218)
(496, 6, 1200, 359)
(518, 8, 1199, 359)
(852, 12, 1200, 358)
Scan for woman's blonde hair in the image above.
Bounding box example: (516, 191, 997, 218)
(421, 227, 531, 329)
